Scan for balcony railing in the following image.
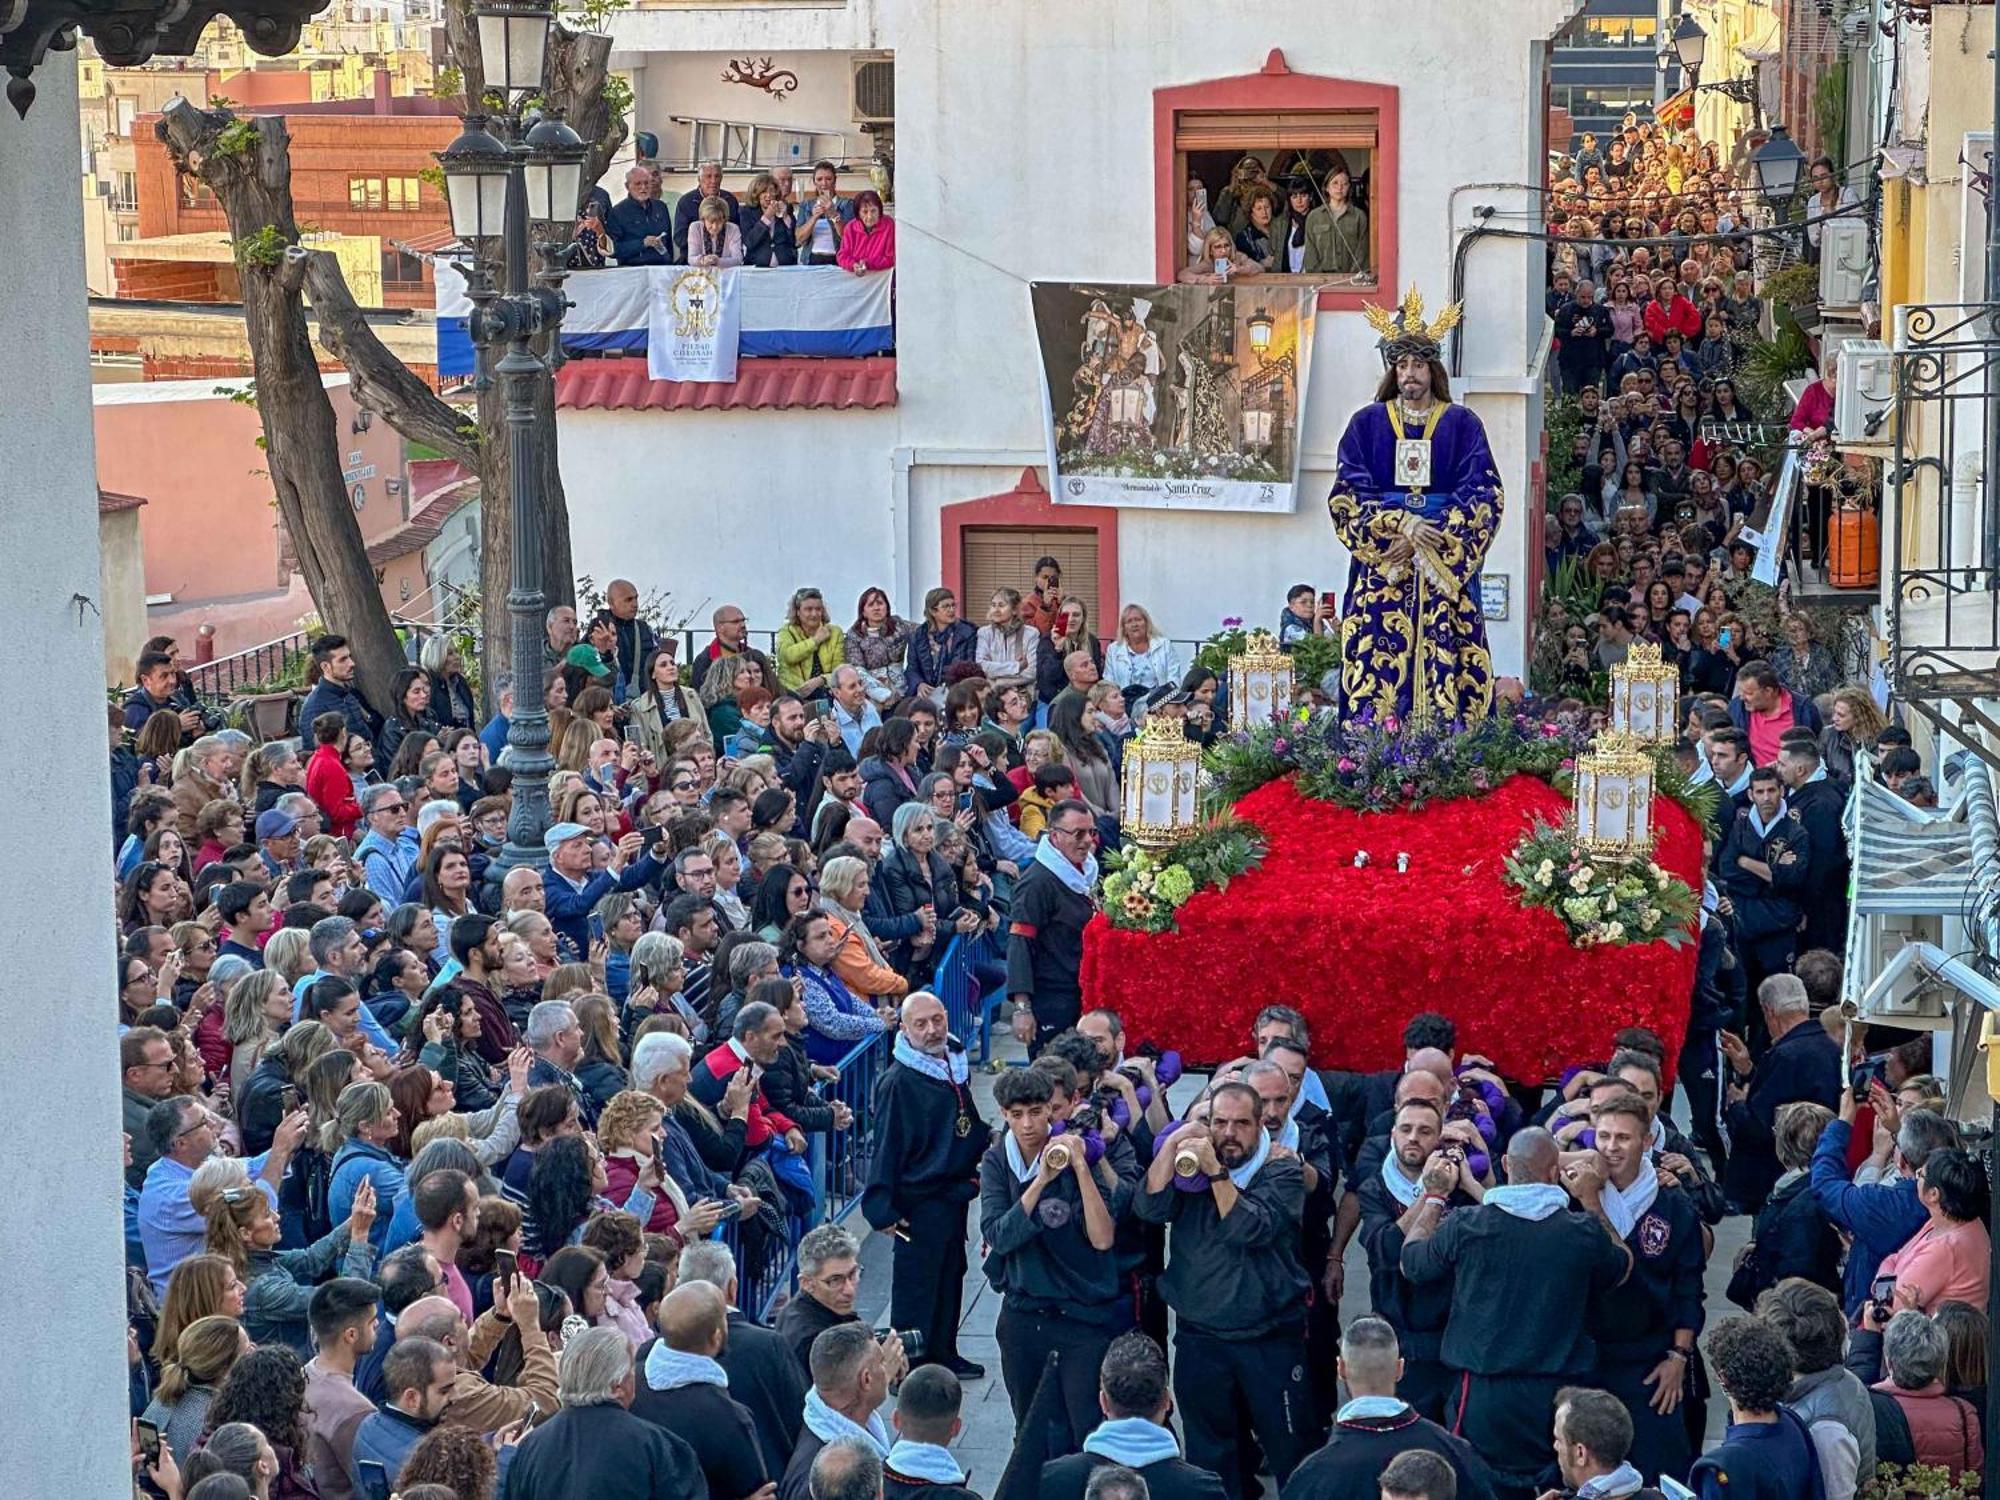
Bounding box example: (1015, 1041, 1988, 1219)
(1886, 302, 2000, 719)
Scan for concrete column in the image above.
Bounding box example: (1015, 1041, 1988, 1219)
(0, 52, 137, 1500)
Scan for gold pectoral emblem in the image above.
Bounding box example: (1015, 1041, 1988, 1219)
(672, 269, 723, 340)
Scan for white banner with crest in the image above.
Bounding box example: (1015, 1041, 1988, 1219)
(647, 267, 743, 383)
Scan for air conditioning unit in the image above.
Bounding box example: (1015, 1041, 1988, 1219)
(1835, 337, 1892, 443)
(851, 57, 893, 125)
(1819, 216, 1870, 309)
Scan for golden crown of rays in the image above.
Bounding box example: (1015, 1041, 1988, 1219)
(1363, 285, 1464, 346)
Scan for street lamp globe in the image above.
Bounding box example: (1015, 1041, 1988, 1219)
(1750, 123, 1806, 208)
(436, 115, 513, 245)
(523, 114, 588, 225)
(472, 0, 553, 101)
(1670, 12, 1707, 75)
(1246, 305, 1274, 352)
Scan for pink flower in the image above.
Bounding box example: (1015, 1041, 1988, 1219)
(1541, 723, 1562, 738)
(1273, 739, 1291, 755)
(1337, 758, 1357, 773)
(1561, 758, 1576, 771)
(1384, 716, 1400, 733)
(1221, 616, 1243, 628)
(1401, 782, 1417, 796)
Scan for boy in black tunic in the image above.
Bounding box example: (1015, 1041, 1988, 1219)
(980, 1064, 1132, 1451)
(1580, 1094, 1704, 1486)
(1400, 1126, 1629, 1498)
(1133, 1081, 1317, 1499)
(861, 992, 989, 1379)
(1714, 768, 1813, 1003)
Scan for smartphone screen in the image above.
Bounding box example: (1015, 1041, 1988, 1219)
(621, 725, 640, 744)
(495, 1248, 518, 1293)
(280, 1084, 300, 1115)
(1872, 1274, 1896, 1304)
(136, 1420, 161, 1467)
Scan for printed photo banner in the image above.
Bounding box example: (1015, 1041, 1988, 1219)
(1029, 280, 1318, 514)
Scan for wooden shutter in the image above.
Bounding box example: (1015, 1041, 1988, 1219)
(1173, 109, 1378, 152)
(960, 527, 1100, 627)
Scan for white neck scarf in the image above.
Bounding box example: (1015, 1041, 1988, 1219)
(1033, 835, 1098, 896)
(1227, 1128, 1271, 1189)
(1336, 1396, 1410, 1422)
(1747, 797, 1788, 840)
(1485, 1183, 1570, 1221)
(886, 1440, 966, 1486)
(1726, 764, 1753, 798)
(893, 1031, 969, 1086)
(1599, 1166, 1660, 1240)
(1379, 1151, 1423, 1208)
(1275, 1114, 1300, 1151)
(644, 1342, 727, 1392)
(803, 1387, 889, 1455)
(1001, 1130, 1042, 1184)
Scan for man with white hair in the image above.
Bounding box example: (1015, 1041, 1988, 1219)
(861, 992, 989, 1381)
(356, 784, 419, 901)
(828, 665, 882, 756)
(607, 164, 674, 267)
(504, 1325, 705, 1500)
(674, 158, 740, 257)
(526, 999, 591, 1124)
(680, 1238, 809, 1480)
(1720, 973, 1843, 1213)
(633, 1031, 757, 1212)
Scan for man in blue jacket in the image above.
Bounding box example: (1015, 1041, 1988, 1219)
(607, 165, 675, 265)
(543, 820, 666, 955)
(1808, 1089, 1953, 1315)
(299, 634, 383, 748)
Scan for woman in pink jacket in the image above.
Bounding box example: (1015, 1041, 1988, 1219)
(836, 190, 895, 273)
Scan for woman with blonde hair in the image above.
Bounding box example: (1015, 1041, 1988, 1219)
(259, 927, 314, 989)
(502, 909, 561, 980)
(555, 714, 598, 774)
(222, 970, 293, 1089)
(323, 1080, 404, 1251)
(574, 993, 628, 1116)
(141, 1313, 249, 1464)
(1103, 602, 1183, 696)
(816, 854, 907, 1004)
(704, 829, 751, 932)
(1179, 225, 1261, 283)
(1038, 595, 1104, 707)
(1820, 685, 1889, 788)
(775, 587, 846, 700)
(203, 1171, 378, 1354)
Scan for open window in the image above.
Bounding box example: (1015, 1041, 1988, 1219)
(1153, 54, 1397, 312)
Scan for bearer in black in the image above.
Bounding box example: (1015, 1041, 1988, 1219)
(980, 1065, 1131, 1452)
(1133, 1081, 1318, 1499)
(1399, 1126, 1629, 1499)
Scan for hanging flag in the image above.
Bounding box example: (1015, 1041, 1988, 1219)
(648, 266, 742, 383)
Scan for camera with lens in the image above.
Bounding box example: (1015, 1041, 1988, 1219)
(878, 1328, 925, 1360)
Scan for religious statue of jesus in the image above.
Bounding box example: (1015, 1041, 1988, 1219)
(1327, 286, 1503, 726)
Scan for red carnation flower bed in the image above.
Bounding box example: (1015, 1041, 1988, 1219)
(1081, 773, 1704, 1083)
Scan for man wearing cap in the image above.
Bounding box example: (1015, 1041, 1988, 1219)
(566, 617, 623, 704)
(257, 808, 302, 880)
(543, 820, 665, 958)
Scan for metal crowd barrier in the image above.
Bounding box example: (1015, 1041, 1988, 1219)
(718, 931, 1003, 1316)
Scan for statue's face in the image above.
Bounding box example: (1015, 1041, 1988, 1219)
(1395, 354, 1431, 403)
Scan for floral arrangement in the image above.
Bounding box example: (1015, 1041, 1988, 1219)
(1503, 819, 1698, 949)
(1859, 1465, 1982, 1500)
(1099, 815, 1266, 933)
(1204, 709, 1594, 815)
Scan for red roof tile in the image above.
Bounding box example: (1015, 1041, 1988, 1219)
(554, 356, 897, 413)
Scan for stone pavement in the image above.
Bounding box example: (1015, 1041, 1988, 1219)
(845, 1038, 1752, 1493)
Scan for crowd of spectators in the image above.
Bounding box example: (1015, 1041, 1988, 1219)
(578, 153, 894, 278)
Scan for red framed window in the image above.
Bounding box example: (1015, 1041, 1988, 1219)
(1153, 51, 1398, 313)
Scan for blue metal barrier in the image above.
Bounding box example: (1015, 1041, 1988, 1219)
(719, 934, 1007, 1317)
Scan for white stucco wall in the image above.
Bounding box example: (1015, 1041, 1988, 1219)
(0, 52, 135, 1500)
(583, 0, 1577, 672)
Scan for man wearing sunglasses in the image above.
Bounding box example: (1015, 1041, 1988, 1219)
(1006, 799, 1100, 1058)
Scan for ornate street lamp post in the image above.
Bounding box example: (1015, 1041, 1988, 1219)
(434, 0, 586, 870)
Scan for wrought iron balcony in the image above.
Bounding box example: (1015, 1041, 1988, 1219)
(1886, 301, 2000, 740)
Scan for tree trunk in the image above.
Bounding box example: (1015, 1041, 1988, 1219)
(155, 101, 406, 717)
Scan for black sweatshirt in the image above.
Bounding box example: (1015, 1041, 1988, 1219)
(861, 1056, 988, 1229)
(1400, 1202, 1628, 1376)
(1281, 1409, 1497, 1500)
(1354, 1141, 1470, 1365)
(1134, 1154, 1309, 1339)
(1005, 863, 1094, 1024)
(978, 1138, 1133, 1322)
(628, 1345, 769, 1500)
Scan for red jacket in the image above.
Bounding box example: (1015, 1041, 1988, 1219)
(1642, 294, 1701, 344)
(1879, 1382, 1983, 1479)
(694, 1042, 797, 1151)
(305, 742, 363, 839)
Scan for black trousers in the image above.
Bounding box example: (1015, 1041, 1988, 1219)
(1446, 1370, 1565, 1499)
(1398, 1354, 1456, 1425)
(1598, 1356, 1694, 1485)
(1677, 1025, 1727, 1175)
(1173, 1324, 1318, 1500)
(890, 1195, 968, 1368)
(995, 1302, 1124, 1453)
